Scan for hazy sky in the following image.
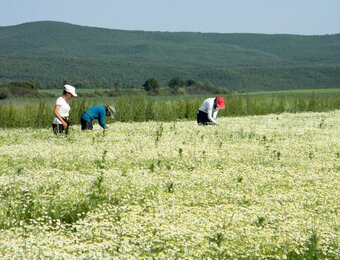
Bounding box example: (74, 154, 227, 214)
(1, 0, 339, 35)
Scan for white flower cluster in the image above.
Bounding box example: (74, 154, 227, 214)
(0, 110, 339, 258)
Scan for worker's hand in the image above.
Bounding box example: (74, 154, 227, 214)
(62, 121, 68, 129)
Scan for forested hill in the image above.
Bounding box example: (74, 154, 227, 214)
(0, 21, 340, 91)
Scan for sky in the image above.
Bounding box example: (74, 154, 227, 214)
(1, 0, 339, 35)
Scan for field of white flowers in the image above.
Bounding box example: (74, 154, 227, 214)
(0, 110, 339, 259)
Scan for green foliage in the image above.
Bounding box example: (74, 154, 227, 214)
(165, 181, 175, 193)
(0, 88, 10, 99)
(168, 77, 183, 94)
(143, 78, 160, 95)
(306, 228, 321, 259)
(155, 123, 164, 143)
(0, 91, 340, 128)
(208, 232, 225, 247)
(185, 79, 197, 87)
(0, 81, 42, 98)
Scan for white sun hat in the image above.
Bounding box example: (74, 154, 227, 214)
(64, 84, 78, 97)
(107, 106, 116, 119)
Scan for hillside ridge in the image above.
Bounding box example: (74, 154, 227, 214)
(0, 21, 340, 91)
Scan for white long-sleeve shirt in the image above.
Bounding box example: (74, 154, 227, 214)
(198, 98, 219, 124)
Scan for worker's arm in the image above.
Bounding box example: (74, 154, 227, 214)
(212, 110, 219, 120)
(98, 109, 108, 129)
(207, 106, 218, 125)
(54, 105, 68, 128)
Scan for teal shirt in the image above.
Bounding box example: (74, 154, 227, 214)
(81, 106, 108, 129)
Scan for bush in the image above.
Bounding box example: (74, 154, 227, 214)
(0, 81, 42, 97)
(0, 88, 10, 99)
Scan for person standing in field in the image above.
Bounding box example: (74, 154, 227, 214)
(197, 96, 225, 125)
(80, 105, 116, 130)
(52, 84, 77, 135)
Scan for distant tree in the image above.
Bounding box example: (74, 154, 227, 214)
(11, 81, 40, 89)
(74, 81, 85, 89)
(143, 78, 160, 95)
(0, 81, 41, 97)
(168, 77, 184, 94)
(184, 79, 197, 87)
(168, 77, 183, 89)
(0, 88, 10, 99)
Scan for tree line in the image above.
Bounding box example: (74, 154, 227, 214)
(0, 77, 230, 99)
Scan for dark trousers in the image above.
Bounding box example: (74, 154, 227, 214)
(81, 118, 93, 130)
(197, 110, 212, 125)
(52, 118, 69, 135)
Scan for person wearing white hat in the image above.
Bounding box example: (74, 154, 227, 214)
(80, 105, 115, 130)
(52, 84, 77, 135)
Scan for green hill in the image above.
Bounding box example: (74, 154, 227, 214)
(0, 21, 340, 91)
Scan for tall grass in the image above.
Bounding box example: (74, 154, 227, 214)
(0, 93, 339, 128)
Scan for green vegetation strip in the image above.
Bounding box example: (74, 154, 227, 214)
(0, 92, 340, 128)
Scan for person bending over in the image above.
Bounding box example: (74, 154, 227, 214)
(197, 96, 225, 125)
(81, 105, 116, 130)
